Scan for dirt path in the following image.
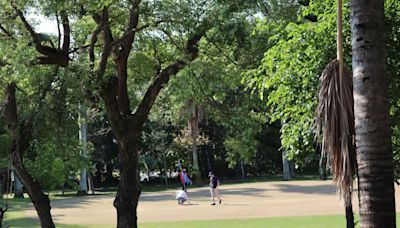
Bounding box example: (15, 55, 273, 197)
(23, 180, 400, 225)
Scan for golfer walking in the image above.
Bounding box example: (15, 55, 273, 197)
(209, 172, 222, 205)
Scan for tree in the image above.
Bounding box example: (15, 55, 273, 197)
(80, 1, 266, 226)
(0, 0, 89, 223)
(87, 6, 209, 228)
(4, 83, 55, 228)
(350, 0, 396, 226)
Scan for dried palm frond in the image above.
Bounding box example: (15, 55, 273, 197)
(316, 59, 356, 203)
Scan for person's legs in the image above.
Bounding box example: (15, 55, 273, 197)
(210, 188, 215, 205)
(215, 188, 222, 204)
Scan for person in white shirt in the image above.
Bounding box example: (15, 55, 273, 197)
(175, 189, 188, 205)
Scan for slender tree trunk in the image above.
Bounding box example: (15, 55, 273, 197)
(191, 127, 200, 181)
(319, 150, 327, 180)
(205, 148, 212, 172)
(161, 138, 168, 188)
(289, 161, 295, 178)
(189, 114, 201, 182)
(88, 172, 95, 195)
(142, 156, 150, 182)
(78, 103, 88, 195)
(240, 159, 245, 181)
(14, 174, 24, 198)
(282, 150, 291, 180)
(350, 0, 396, 227)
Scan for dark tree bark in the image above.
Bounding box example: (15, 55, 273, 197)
(345, 196, 355, 228)
(4, 83, 55, 228)
(0, 206, 7, 227)
(350, 0, 396, 227)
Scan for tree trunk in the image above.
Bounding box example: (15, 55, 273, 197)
(289, 160, 295, 178)
(205, 147, 212, 172)
(161, 138, 168, 188)
(345, 194, 355, 228)
(78, 103, 88, 195)
(4, 83, 55, 228)
(319, 151, 327, 180)
(350, 0, 396, 227)
(240, 159, 245, 181)
(88, 172, 95, 195)
(14, 174, 24, 198)
(142, 156, 150, 182)
(282, 150, 291, 180)
(14, 163, 55, 228)
(113, 136, 140, 228)
(189, 116, 201, 181)
(191, 126, 201, 182)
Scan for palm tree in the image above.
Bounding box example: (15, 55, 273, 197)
(350, 0, 396, 226)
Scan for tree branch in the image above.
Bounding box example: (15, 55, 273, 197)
(11, 1, 70, 67)
(69, 44, 102, 54)
(111, 19, 165, 46)
(4, 82, 18, 131)
(56, 11, 61, 49)
(89, 8, 114, 78)
(96, 8, 114, 80)
(0, 24, 13, 37)
(61, 11, 70, 52)
(11, 1, 43, 52)
(133, 23, 211, 126)
(108, 0, 142, 117)
(89, 13, 104, 63)
(205, 37, 238, 66)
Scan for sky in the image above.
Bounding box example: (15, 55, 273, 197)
(29, 13, 58, 35)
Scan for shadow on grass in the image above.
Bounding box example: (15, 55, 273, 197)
(273, 183, 336, 195)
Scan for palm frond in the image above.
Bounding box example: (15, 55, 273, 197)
(316, 59, 356, 203)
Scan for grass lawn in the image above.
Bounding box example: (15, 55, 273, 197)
(4, 212, 400, 228)
(3, 208, 400, 228)
(139, 215, 348, 228)
(2, 213, 347, 228)
(140, 214, 400, 228)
